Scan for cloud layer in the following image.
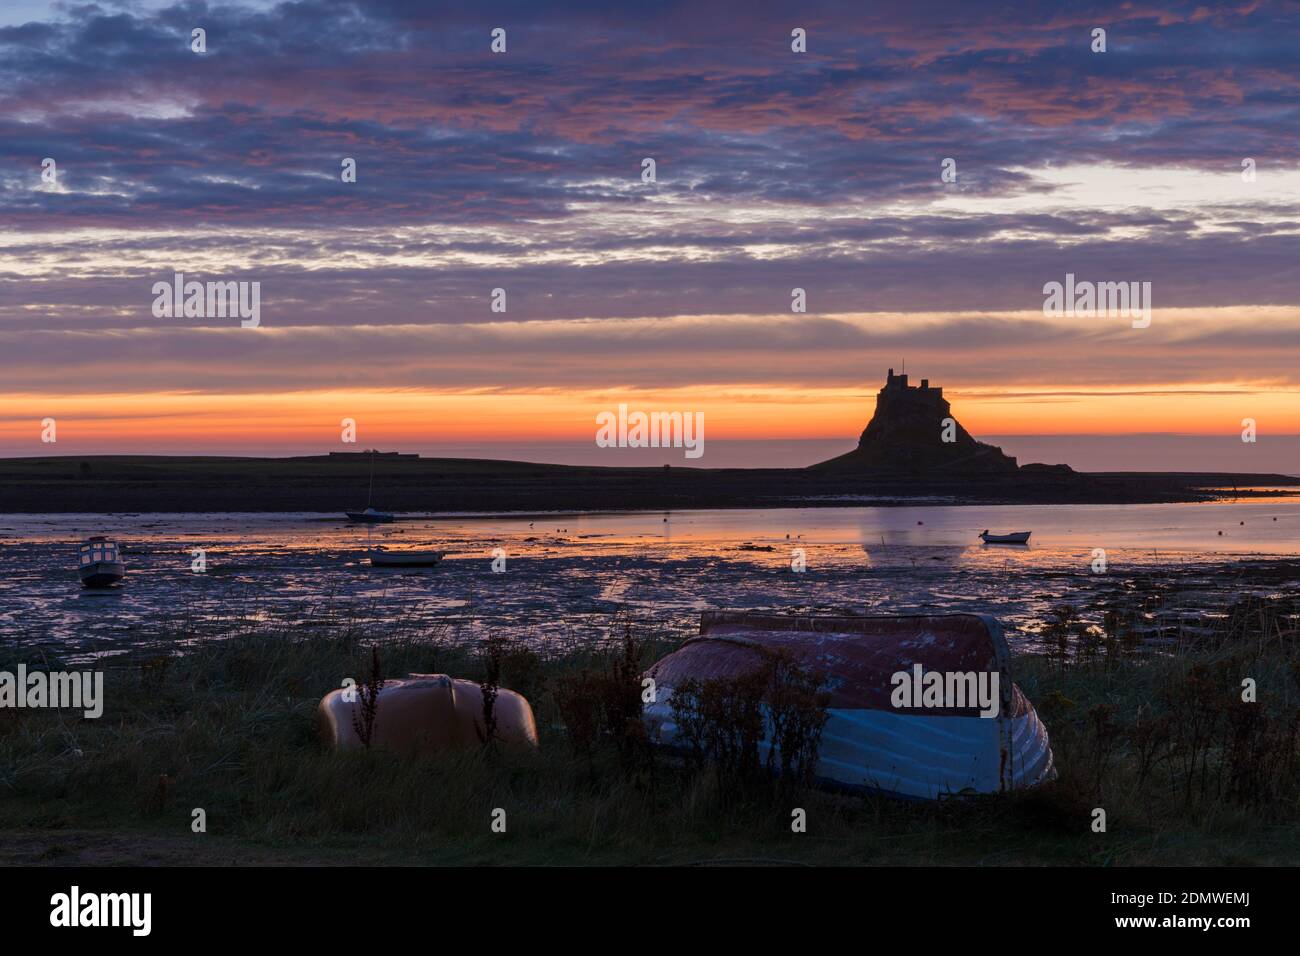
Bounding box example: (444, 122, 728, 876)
(2, 0, 1299, 445)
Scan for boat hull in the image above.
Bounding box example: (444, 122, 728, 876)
(347, 512, 394, 523)
(643, 611, 1054, 799)
(78, 561, 125, 588)
(318, 674, 537, 753)
(981, 532, 1031, 544)
(368, 550, 444, 567)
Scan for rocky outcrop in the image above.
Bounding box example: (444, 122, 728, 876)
(813, 370, 1020, 475)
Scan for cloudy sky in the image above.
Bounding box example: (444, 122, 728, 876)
(2, 0, 1298, 467)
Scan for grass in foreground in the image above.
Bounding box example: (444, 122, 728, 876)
(2, 597, 1299, 866)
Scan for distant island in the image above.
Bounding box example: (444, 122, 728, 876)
(0, 371, 1295, 513)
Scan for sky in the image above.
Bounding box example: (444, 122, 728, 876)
(1, 0, 1298, 469)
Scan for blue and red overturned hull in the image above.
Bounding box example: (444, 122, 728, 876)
(643, 611, 1055, 800)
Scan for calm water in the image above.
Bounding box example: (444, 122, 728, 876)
(2, 500, 1299, 660)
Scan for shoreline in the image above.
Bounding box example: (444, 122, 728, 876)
(3, 496, 1300, 522)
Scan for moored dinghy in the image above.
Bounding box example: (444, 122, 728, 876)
(643, 611, 1054, 799)
(979, 529, 1031, 544)
(367, 547, 444, 567)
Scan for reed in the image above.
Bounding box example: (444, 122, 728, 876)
(478, 639, 502, 747)
(350, 647, 384, 750)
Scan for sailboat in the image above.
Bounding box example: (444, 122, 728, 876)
(345, 451, 394, 523)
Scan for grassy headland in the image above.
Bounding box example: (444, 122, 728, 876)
(2, 454, 1296, 512)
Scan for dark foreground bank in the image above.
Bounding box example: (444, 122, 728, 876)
(2, 587, 1298, 867)
(2, 455, 1296, 512)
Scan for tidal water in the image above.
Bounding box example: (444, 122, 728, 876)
(2, 499, 1299, 661)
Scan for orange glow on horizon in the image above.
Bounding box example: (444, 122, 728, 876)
(2, 383, 1298, 453)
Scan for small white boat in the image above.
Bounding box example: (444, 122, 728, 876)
(77, 536, 125, 588)
(979, 530, 1031, 544)
(367, 548, 444, 567)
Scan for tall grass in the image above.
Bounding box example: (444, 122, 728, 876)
(1, 595, 1298, 865)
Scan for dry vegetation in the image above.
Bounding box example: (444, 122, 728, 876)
(2, 594, 1299, 866)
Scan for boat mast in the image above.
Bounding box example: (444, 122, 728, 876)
(366, 450, 375, 508)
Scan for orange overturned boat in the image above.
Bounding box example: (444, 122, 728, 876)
(318, 674, 537, 754)
(643, 611, 1054, 800)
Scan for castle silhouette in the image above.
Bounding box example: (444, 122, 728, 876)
(813, 369, 1020, 475)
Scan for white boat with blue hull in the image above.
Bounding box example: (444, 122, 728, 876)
(643, 611, 1054, 800)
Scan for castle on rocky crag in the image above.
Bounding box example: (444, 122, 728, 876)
(812, 369, 1022, 475)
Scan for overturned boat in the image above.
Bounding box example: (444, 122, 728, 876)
(643, 611, 1054, 800)
(319, 674, 537, 754)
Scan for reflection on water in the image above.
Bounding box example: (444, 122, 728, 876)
(2, 500, 1300, 661)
